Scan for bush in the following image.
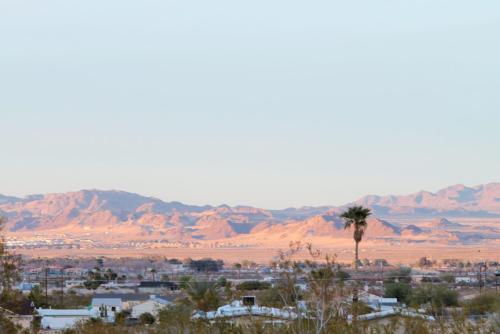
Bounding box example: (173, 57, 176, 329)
(336, 270, 350, 281)
(216, 277, 228, 287)
(465, 293, 500, 315)
(440, 273, 455, 284)
(256, 288, 284, 308)
(139, 312, 155, 325)
(179, 276, 192, 289)
(0, 311, 26, 334)
(409, 284, 458, 309)
(188, 259, 224, 272)
(236, 281, 271, 291)
(385, 267, 412, 284)
(384, 283, 411, 304)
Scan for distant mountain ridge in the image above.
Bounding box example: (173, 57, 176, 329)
(0, 183, 498, 245)
(352, 183, 500, 217)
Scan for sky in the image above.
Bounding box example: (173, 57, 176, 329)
(1, 1, 499, 209)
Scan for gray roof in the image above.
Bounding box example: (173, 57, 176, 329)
(93, 293, 177, 303)
(93, 293, 149, 302)
(151, 297, 171, 305)
(91, 298, 122, 308)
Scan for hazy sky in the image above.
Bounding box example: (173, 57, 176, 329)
(1, 1, 499, 208)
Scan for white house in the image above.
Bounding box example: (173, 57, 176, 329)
(456, 276, 478, 284)
(193, 299, 298, 321)
(91, 297, 122, 318)
(16, 282, 39, 293)
(347, 309, 435, 323)
(37, 308, 101, 330)
(131, 295, 171, 318)
(65, 280, 85, 289)
(359, 292, 398, 311)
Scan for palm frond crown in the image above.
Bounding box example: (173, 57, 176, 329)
(340, 206, 372, 241)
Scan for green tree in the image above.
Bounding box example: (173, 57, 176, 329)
(139, 312, 155, 325)
(465, 293, 500, 315)
(184, 281, 221, 312)
(384, 282, 411, 304)
(336, 270, 350, 282)
(28, 285, 45, 308)
(233, 263, 242, 278)
(156, 303, 193, 333)
(385, 267, 412, 284)
(256, 287, 283, 308)
(417, 256, 432, 268)
(179, 275, 192, 289)
(341, 206, 371, 309)
(340, 206, 372, 272)
(409, 284, 459, 312)
(0, 217, 22, 293)
(440, 273, 455, 284)
(236, 281, 270, 291)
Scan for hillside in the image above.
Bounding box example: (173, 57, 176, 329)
(353, 183, 500, 217)
(0, 183, 498, 246)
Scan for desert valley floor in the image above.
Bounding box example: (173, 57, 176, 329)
(12, 241, 500, 264)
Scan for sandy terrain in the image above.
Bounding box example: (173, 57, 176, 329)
(13, 242, 500, 264)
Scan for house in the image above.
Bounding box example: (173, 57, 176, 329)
(37, 308, 102, 330)
(93, 293, 175, 310)
(131, 295, 171, 318)
(65, 280, 85, 289)
(16, 282, 39, 293)
(347, 309, 435, 323)
(93, 293, 150, 310)
(193, 299, 298, 323)
(358, 291, 398, 311)
(91, 297, 122, 317)
(456, 276, 478, 284)
(137, 281, 178, 294)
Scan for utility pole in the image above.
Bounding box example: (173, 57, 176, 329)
(45, 266, 49, 306)
(478, 263, 482, 295)
(60, 269, 64, 307)
(495, 270, 499, 292)
(477, 251, 482, 295)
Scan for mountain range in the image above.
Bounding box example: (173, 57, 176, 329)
(0, 183, 499, 245)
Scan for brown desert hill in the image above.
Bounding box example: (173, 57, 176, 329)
(190, 215, 238, 239)
(421, 218, 465, 229)
(0, 190, 211, 233)
(0, 183, 498, 244)
(234, 214, 401, 240)
(352, 183, 500, 216)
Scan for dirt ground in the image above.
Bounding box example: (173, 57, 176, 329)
(13, 243, 500, 264)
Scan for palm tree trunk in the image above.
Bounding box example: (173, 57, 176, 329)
(353, 241, 359, 302)
(352, 240, 359, 327)
(355, 241, 359, 271)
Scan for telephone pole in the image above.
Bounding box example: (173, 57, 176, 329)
(45, 266, 49, 306)
(60, 269, 64, 307)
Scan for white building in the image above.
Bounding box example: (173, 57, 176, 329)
(37, 308, 101, 330)
(456, 276, 478, 284)
(131, 296, 171, 318)
(358, 290, 399, 311)
(193, 300, 298, 321)
(16, 282, 39, 293)
(91, 297, 122, 319)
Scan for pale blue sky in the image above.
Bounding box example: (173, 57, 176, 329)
(1, 1, 499, 208)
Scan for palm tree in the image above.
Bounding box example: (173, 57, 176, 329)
(341, 206, 372, 271)
(341, 206, 371, 311)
